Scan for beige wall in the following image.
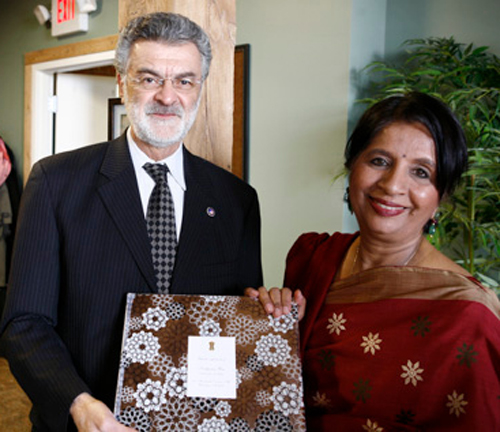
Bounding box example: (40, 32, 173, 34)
(237, 0, 352, 286)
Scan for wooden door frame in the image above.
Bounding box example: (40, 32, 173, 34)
(23, 35, 118, 181)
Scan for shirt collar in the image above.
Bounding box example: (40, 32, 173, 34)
(127, 127, 186, 191)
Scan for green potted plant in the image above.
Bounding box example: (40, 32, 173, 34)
(358, 37, 500, 292)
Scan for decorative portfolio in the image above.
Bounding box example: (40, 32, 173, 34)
(114, 293, 306, 431)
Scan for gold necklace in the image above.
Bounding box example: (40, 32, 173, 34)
(352, 238, 421, 275)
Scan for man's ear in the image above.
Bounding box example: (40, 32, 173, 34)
(117, 74, 125, 102)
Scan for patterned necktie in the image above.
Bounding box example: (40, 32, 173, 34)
(143, 163, 177, 293)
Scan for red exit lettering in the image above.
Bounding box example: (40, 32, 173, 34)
(57, 0, 75, 24)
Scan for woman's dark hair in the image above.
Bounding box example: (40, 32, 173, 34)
(345, 92, 468, 198)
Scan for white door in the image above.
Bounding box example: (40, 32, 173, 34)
(54, 72, 117, 153)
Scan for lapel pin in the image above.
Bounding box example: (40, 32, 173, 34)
(206, 207, 216, 217)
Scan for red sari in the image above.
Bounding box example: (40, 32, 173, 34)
(285, 232, 500, 431)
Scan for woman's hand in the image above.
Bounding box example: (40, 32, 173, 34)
(245, 286, 306, 320)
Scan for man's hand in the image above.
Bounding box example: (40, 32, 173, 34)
(245, 286, 306, 320)
(70, 393, 137, 432)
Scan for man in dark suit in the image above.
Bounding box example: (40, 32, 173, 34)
(0, 12, 262, 432)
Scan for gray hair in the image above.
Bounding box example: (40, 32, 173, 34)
(114, 12, 212, 80)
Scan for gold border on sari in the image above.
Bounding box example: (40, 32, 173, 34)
(326, 266, 500, 319)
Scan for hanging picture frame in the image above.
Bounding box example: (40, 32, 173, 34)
(108, 98, 130, 141)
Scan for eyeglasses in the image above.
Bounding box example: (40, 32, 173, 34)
(127, 75, 202, 93)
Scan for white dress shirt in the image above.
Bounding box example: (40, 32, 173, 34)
(127, 128, 186, 241)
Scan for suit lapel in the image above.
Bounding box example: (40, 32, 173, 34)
(96, 135, 157, 292)
(171, 148, 218, 291)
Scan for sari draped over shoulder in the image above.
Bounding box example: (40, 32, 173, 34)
(285, 232, 500, 432)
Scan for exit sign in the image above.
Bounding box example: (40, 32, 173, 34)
(51, 0, 88, 36)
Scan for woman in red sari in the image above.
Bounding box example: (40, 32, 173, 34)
(248, 92, 500, 431)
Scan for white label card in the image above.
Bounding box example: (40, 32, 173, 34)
(186, 336, 237, 399)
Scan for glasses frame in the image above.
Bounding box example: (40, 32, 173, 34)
(127, 74, 203, 93)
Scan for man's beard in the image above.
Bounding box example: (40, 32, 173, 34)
(124, 90, 201, 149)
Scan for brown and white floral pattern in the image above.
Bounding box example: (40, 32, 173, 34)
(114, 294, 305, 431)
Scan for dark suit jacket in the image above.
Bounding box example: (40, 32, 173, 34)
(0, 134, 263, 431)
